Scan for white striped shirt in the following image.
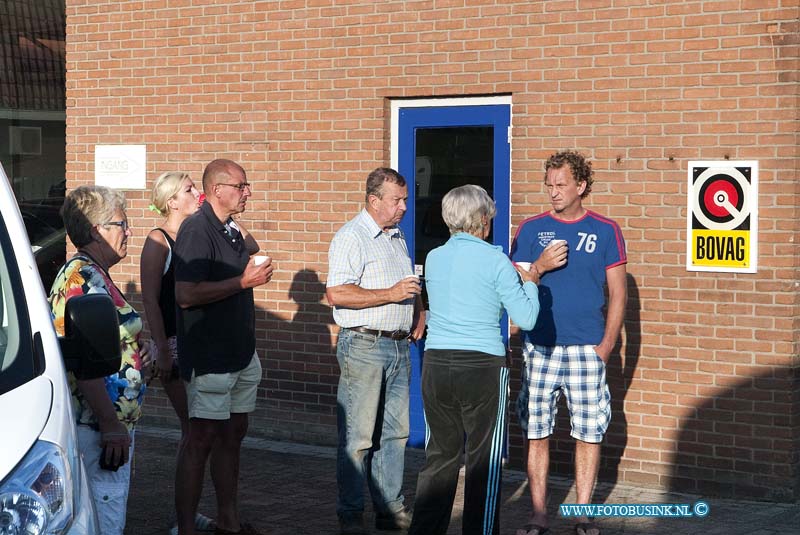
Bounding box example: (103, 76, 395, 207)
(327, 209, 415, 331)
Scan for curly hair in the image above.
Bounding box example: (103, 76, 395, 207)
(544, 150, 594, 198)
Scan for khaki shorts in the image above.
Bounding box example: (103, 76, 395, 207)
(186, 352, 262, 420)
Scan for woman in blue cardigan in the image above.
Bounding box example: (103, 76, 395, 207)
(408, 184, 540, 535)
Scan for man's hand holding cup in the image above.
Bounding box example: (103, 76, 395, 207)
(539, 238, 568, 271)
(391, 274, 422, 302)
(242, 254, 273, 288)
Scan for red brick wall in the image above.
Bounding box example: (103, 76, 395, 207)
(65, 0, 800, 500)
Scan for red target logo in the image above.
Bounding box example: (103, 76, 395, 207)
(692, 167, 751, 231)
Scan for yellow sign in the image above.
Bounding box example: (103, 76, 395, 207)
(690, 230, 749, 269)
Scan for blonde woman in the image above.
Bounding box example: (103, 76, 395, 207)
(140, 172, 214, 533)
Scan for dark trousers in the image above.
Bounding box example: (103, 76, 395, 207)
(409, 349, 508, 535)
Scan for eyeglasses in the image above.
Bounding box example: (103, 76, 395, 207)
(216, 182, 252, 192)
(103, 220, 129, 231)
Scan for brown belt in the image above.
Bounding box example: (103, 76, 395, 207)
(348, 326, 410, 341)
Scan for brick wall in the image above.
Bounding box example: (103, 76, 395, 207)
(65, 0, 799, 500)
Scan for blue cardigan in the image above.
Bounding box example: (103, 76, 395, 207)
(424, 232, 540, 357)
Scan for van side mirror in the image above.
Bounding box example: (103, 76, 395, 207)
(58, 294, 121, 379)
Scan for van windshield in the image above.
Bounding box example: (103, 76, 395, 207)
(0, 214, 36, 395)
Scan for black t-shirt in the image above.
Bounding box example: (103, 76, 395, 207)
(174, 202, 255, 379)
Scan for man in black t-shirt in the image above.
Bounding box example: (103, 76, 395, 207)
(173, 159, 272, 535)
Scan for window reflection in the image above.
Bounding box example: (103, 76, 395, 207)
(1, 0, 66, 289)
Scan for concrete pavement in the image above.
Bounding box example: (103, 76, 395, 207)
(124, 426, 800, 535)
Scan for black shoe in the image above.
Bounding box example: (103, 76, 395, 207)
(375, 508, 412, 531)
(339, 513, 368, 535)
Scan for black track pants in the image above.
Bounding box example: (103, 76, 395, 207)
(409, 349, 508, 535)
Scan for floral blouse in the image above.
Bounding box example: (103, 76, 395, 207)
(49, 255, 146, 431)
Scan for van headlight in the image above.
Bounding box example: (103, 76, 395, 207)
(0, 441, 74, 535)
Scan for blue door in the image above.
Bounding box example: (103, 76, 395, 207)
(396, 104, 511, 447)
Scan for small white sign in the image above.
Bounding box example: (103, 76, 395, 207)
(95, 145, 146, 189)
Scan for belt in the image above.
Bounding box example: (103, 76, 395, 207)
(348, 326, 410, 341)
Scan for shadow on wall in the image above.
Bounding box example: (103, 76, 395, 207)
(543, 274, 641, 505)
(130, 261, 799, 506)
(255, 269, 338, 444)
(125, 281, 137, 300)
(667, 365, 797, 502)
(125, 269, 340, 444)
(596, 273, 641, 499)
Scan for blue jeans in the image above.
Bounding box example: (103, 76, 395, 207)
(336, 328, 410, 517)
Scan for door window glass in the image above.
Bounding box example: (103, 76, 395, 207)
(414, 126, 494, 306)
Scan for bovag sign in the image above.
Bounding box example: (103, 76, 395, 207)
(686, 161, 758, 273)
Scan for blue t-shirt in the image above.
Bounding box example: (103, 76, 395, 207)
(425, 233, 539, 357)
(510, 210, 626, 346)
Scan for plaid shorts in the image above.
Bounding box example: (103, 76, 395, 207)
(517, 343, 611, 443)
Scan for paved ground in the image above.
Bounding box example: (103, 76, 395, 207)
(125, 426, 800, 535)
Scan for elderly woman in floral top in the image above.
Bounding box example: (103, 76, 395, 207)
(49, 185, 150, 535)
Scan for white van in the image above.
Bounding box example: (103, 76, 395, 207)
(0, 164, 120, 534)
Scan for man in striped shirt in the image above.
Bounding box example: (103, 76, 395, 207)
(326, 167, 425, 535)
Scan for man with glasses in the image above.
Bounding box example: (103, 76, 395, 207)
(173, 159, 271, 535)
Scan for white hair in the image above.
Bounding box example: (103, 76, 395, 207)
(440, 184, 496, 235)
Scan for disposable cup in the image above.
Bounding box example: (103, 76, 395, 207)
(547, 239, 568, 249)
(253, 255, 270, 266)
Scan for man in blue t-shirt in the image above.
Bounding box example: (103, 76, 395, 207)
(510, 151, 627, 535)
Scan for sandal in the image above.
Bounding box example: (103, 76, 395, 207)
(515, 524, 549, 535)
(169, 513, 217, 535)
(575, 521, 600, 535)
(195, 514, 216, 531)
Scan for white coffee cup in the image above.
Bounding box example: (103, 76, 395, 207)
(515, 262, 532, 272)
(253, 255, 270, 266)
(547, 239, 568, 249)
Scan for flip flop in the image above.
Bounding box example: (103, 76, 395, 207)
(575, 521, 600, 535)
(170, 513, 217, 535)
(195, 513, 216, 531)
(515, 524, 549, 535)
